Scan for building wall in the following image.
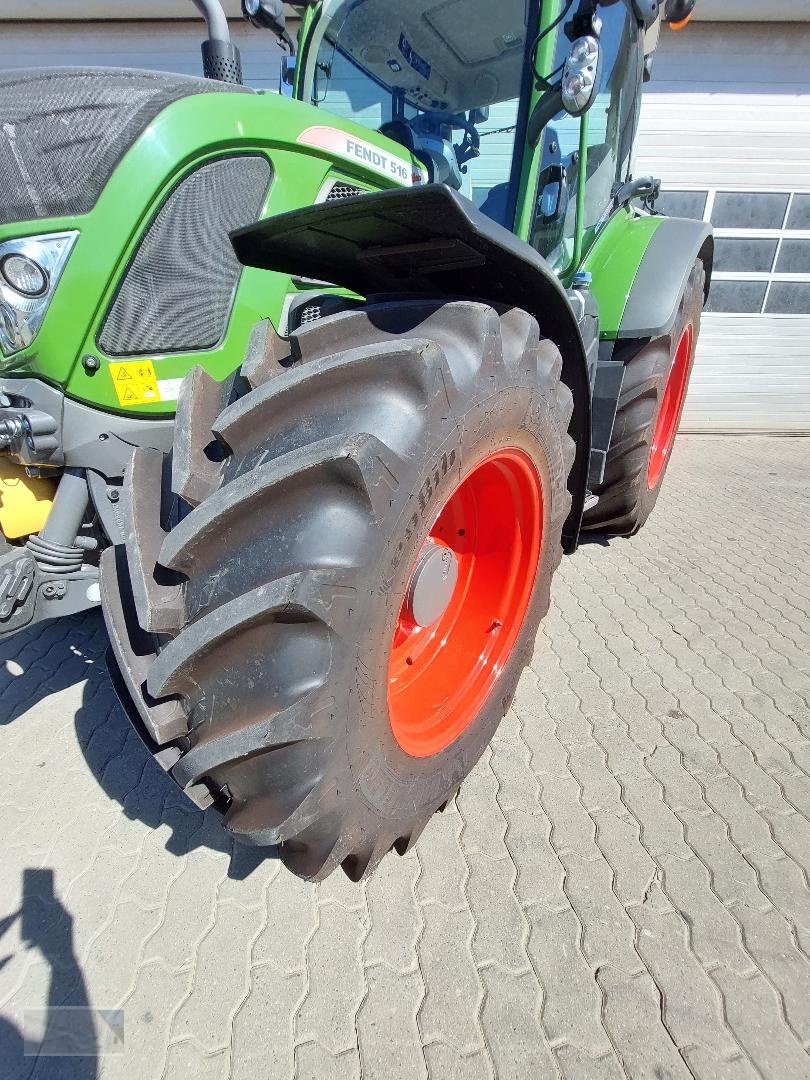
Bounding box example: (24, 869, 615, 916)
(0, 20, 288, 89)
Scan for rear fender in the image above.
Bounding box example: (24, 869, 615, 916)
(231, 184, 591, 551)
(585, 214, 713, 485)
(619, 216, 714, 340)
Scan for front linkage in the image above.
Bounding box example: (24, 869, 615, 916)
(0, 378, 172, 637)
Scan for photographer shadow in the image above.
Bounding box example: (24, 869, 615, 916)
(0, 868, 98, 1080)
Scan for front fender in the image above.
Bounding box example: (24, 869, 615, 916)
(231, 184, 591, 551)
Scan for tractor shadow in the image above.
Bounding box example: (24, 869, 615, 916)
(576, 531, 612, 548)
(0, 611, 270, 882)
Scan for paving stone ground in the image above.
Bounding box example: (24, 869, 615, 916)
(1, 435, 809, 1080)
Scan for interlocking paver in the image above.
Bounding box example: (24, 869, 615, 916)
(2, 436, 810, 1080)
(166, 1039, 231, 1080)
(525, 904, 614, 1057)
(416, 902, 485, 1055)
(294, 1041, 360, 1080)
(711, 967, 810, 1080)
(555, 1044, 624, 1080)
(478, 966, 555, 1080)
(168, 900, 268, 1054)
(230, 966, 304, 1080)
(355, 964, 426, 1080)
(114, 961, 191, 1080)
(597, 965, 693, 1080)
(465, 851, 532, 973)
(631, 889, 743, 1061)
(363, 850, 422, 974)
(294, 900, 368, 1054)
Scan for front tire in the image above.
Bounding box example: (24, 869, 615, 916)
(104, 299, 574, 881)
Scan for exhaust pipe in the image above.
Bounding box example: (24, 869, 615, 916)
(192, 0, 244, 84)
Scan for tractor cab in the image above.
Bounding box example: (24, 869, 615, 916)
(294, 0, 651, 275)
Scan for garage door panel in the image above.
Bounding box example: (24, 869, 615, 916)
(683, 316, 810, 432)
(640, 23, 810, 431)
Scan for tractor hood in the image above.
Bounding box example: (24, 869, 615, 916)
(0, 67, 250, 226)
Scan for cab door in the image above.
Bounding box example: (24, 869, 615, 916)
(520, 0, 644, 279)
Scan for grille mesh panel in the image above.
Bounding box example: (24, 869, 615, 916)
(0, 68, 250, 226)
(299, 303, 324, 325)
(98, 155, 271, 357)
(325, 182, 365, 202)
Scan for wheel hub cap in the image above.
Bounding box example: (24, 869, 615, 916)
(406, 540, 459, 628)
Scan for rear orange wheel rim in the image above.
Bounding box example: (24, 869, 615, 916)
(388, 448, 544, 758)
(647, 323, 694, 490)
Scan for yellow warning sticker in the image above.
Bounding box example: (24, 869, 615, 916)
(108, 360, 161, 407)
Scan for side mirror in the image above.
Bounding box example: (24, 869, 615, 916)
(664, 0, 696, 26)
(560, 35, 603, 117)
(242, 0, 286, 35)
(280, 55, 296, 96)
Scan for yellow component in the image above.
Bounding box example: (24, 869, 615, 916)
(108, 359, 161, 407)
(0, 459, 57, 540)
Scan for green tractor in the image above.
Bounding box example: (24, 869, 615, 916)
(0, 0, 710, 880)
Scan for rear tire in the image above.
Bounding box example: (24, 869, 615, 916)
(104, 299, 575, 881)
(583, 260, 705, 537)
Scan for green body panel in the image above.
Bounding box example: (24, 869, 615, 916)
(0, 90, 413, 415)
(581, 209, 665, 339)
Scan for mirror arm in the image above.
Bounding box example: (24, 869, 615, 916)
(613, 175, 661, 210)
(528, 86, 564, 149)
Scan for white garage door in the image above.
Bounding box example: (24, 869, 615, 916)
(0, 20, 285, 90)
(636, 21, 810, 433)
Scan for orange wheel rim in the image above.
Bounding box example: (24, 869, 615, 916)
(647, 323, 694, 491)
(388, 448, 544, 758)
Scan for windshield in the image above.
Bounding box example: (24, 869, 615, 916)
(303, 0, 535, 225)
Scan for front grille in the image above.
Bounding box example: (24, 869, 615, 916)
(325, 181, 366, 202)
(98, 155, 272, 357)
(0, 68, 250, 226)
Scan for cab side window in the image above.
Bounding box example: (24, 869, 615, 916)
(582, 5, 641, 235)
(530, 111, 582, 271)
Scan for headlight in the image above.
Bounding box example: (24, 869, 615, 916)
(0, 232, 78, 357)
(1, 254, 49, 297)
(560, 35, 602, 118)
